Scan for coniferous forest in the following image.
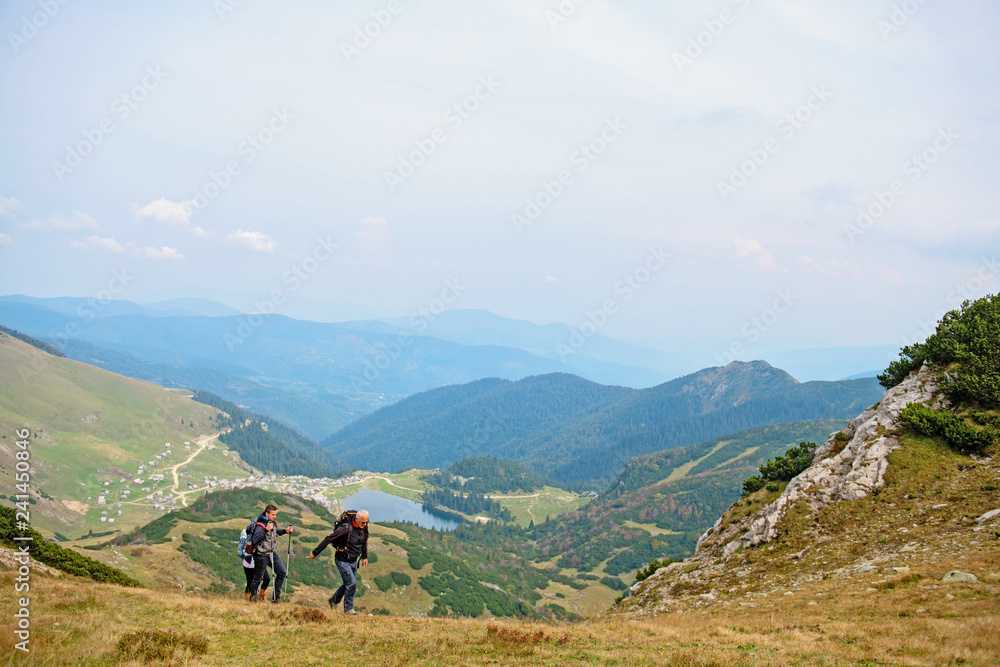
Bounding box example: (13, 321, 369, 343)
(192, 391, 347, 478)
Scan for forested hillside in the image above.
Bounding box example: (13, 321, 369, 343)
(323, 374, 633, 477)
(530, 419, 845, 573)
(423, 456, 548, 494)
(323, 362, 881, 488)
(192, 392, 347, 478)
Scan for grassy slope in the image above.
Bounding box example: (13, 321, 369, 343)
(0, 333, 247, 538)
(619, 429, 1000, 664)
(2, 433, 996, 664)
(491, 486, 589, 528)
(1, 561, 997, 665)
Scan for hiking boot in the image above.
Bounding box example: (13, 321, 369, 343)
(332, 589, 345, 606)
(271, 598, 282, 604)
(344, 609, 358, 616)
(244, 592, 251, 602)
(258, 590, 266, 601)
(327, 595, 336, 610)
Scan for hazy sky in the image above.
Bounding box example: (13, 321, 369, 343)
(1, 0, 998, 358)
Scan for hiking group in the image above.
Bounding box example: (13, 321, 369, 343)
(238, 504, 369, 616)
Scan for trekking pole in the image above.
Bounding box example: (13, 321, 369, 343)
(286, 532, 293, 596)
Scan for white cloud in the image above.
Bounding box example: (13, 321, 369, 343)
(734, 238, 788, 274)
(68, 239, 89, 249)
(225, 229, 276, 253)
(86, 235, 185, 261)
(88, 235, 126, 253)
(0, 196, 23, 217)
(545, 275, 559, 283)
(349, 216, 393, 266)
(0, 232, 13, 245)
(132, 198, 211, 238)
(142, 246, 186, 261)
(26, 211, 99, 232)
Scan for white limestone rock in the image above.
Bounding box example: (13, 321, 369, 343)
(723, 367, 945, 556)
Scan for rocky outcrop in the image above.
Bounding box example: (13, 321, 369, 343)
(625, 366, 965, 613)
(0, 546, 63, 577)
(714, 367, 946, 557)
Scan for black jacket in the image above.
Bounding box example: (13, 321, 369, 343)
(312, 521, 368, 562)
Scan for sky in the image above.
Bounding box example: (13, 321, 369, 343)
(1, 0, 998, 362)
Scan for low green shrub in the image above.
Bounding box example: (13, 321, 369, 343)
(741, 476, 765, 496)
(407, 549, 431, 570)
(0, 508, 140, 587)
(373, 574, 394, 592)
(601, 576, 628, 591)
(741, 441, 816, 496)
(897, 403, 996, 454)
(635, 557, 674, 583)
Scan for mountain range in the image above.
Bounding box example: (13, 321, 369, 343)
(0, 295, 891, 443)
(0, 296, 681, 440)
(323, 362, 883, 487)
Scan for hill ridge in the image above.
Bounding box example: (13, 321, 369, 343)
(323, 361, 882, 486)
(622, 365, 1000, 617)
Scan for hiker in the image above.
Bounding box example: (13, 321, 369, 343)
(247, 504, 295, 603)
(242, 553, 269, 602)
(307, 509, 369, 615)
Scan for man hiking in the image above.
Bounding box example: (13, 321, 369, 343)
(307, 509, 369, 615)
(247, 504, 295, 603)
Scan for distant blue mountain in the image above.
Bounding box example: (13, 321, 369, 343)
(375, 309, 687, 386)
(0, 298, 670, 439)
(142, 298, 243, 317)
(0, 294, 242, 319)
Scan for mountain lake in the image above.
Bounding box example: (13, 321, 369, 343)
(338, 488, 462, 531)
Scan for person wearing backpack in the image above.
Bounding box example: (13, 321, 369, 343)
(242, 554, 269, 602)
(237, 520, 270, 602)
(247, 504, 295, 603)
(307, 509, 369, 615)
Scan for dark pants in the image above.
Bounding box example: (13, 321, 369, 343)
(335, 558, 359, 611)
(243, 563, 269, 594)
(250, 553, 286, 600)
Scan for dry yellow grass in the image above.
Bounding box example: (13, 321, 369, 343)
(1, 565, 997, 666)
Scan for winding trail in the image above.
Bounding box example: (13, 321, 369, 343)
(168, 432, 220, 507)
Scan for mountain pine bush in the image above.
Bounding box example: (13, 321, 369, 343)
(897, 403, 996, 454)
(741, 441, 817, 496)
(635, 558, 674, 582)
(0, 507, 141, 587)
(879, 294, 1000, 410)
